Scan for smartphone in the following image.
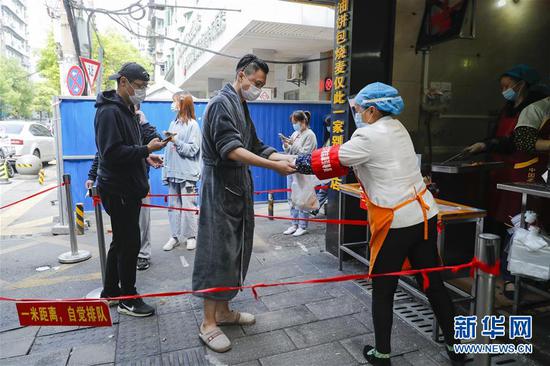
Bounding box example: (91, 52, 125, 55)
(162, 132, 177, 142)
(278, 133, 289, 141)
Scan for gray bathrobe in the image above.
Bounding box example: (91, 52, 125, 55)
(192, 83, 276, 300)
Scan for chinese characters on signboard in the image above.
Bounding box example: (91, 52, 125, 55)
(16, 301, 112, 327)
(330, 0, 352, 191)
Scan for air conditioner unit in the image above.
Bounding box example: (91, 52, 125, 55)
(286, 63, 305, 86)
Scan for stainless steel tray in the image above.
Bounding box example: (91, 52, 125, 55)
(431, 161, 505, 174)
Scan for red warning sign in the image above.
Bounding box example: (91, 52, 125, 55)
(79, 57, 102, 90)
(16, 301, 112, 327)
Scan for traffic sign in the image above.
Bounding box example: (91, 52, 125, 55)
(66, 65, 85, 96)
(79, 57, 101, 90)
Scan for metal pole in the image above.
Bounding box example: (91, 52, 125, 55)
(96, 47, 103, 96)
(93, 187, 107, 283)
(267, 193, 274, 220)
(86, 186, 107, 299)
(473, 233, 500, 366)
(58, 174, 91, 263)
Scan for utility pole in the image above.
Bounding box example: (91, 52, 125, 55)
(63, 0, 82, 62)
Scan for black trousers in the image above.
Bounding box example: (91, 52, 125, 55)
(99, 190, 142, 296)
(371, 217, 456, 354)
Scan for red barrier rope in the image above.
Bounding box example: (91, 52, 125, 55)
(139, 202, 369, 226)
(0, 257, 500, 303)
(0, 183, 65, 210)
(146, 185, 330, 199)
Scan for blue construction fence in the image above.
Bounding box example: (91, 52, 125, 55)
(57, 96, 331, 211)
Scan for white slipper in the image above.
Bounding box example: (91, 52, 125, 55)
(199, 326, 231, 353)
(217, 311, 256, 326)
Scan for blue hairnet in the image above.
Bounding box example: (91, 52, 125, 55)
(354, 82, 404, 115)
(501, 64, 540, 86)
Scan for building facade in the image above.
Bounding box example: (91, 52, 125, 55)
(0, 0, 30, 69)
(149, 0, 334, 100)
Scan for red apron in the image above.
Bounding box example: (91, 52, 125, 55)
(489, 114, 549, 224)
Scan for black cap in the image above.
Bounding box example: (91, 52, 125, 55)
(108, 62, 150, 81)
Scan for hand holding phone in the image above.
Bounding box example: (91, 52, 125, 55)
(162, 131, 177, 142)
(278, 133, 289, 142)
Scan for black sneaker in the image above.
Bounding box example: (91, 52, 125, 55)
(100, 290, 120, 307)
(117, 297, 155, 317)
(137, 257, 150, 271)
(363, 345, 391, 366)
(446, 344, 466, 366)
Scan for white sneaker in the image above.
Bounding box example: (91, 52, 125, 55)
(186, 238, 196, 250)
(293, 228, 307, 237)
(163, 237, 180, 251)
(283, 225, 298, 235)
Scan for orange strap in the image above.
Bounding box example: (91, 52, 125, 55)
(393, 187, 430, 240)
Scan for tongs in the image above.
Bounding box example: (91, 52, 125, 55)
(440, 151, 466, 165)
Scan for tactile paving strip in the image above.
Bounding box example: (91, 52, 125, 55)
(162, 347, 210, 366)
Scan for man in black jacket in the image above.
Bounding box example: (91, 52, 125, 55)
(87, 105, 162, 271)
(95, 62, 166, 317)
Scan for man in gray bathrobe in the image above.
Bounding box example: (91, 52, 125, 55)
(192, 54, 296, 352)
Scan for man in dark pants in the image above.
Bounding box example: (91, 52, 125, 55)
(94, 62, 166, 317)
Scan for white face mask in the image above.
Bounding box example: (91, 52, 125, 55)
(240, 75, 262, 101)
(127, 83, 147, 104)
(242, 84, 261, 101)
(170, 102, 177, 111)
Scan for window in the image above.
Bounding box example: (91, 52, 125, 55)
(0, 123, 24, 134)
(30, 124, 51, 137)
(29, 125, 42, 136)
(36, 124, 52, 137)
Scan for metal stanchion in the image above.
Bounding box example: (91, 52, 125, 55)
(58, 174, 92, 263)
(473, 233, 500, 366)
(75, 202, 85, 235)
(86, 187, 107, 299)
(268, 193, 274, 220)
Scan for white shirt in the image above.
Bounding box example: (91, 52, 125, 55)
(338, 116, 439, 228)
(516, 97, 550, 130)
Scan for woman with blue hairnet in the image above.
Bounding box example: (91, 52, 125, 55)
(293, 82, 464, 366)
(463, 64, 549, 299)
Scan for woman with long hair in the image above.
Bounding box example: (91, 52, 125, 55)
(162, 93, 201, 251)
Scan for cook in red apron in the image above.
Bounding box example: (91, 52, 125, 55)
(463, 64, 548, 298)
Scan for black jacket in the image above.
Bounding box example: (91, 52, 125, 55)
(94, 90, 149, 198)
(88, 120, 161, 181)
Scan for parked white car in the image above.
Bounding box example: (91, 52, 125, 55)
(0, 121, 56, 164)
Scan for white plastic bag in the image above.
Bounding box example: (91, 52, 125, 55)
(508, 226, 550, 280)
(290, 174, 320, 211)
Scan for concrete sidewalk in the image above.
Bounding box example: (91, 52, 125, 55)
(0, 203, 543, 365)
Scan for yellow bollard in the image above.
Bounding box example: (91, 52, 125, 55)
(0, 161, 10, 185)
(75, 203, 85, 235)
(38, 168, 45, 185)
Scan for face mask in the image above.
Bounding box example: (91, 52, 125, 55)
(240, 75, 262, 101)
(326, 126, 331, 132)
(354, 112, 367, 129)
(170, 102, 177, 111)
(127, 83, 147, 105)
(502, 88, 517, 102)
(292, 123, 301, 132)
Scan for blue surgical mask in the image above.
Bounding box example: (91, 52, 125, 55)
(502, 88, 517, 101)
(292, 123, 301, 132)
(354, 112, 367, 129)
